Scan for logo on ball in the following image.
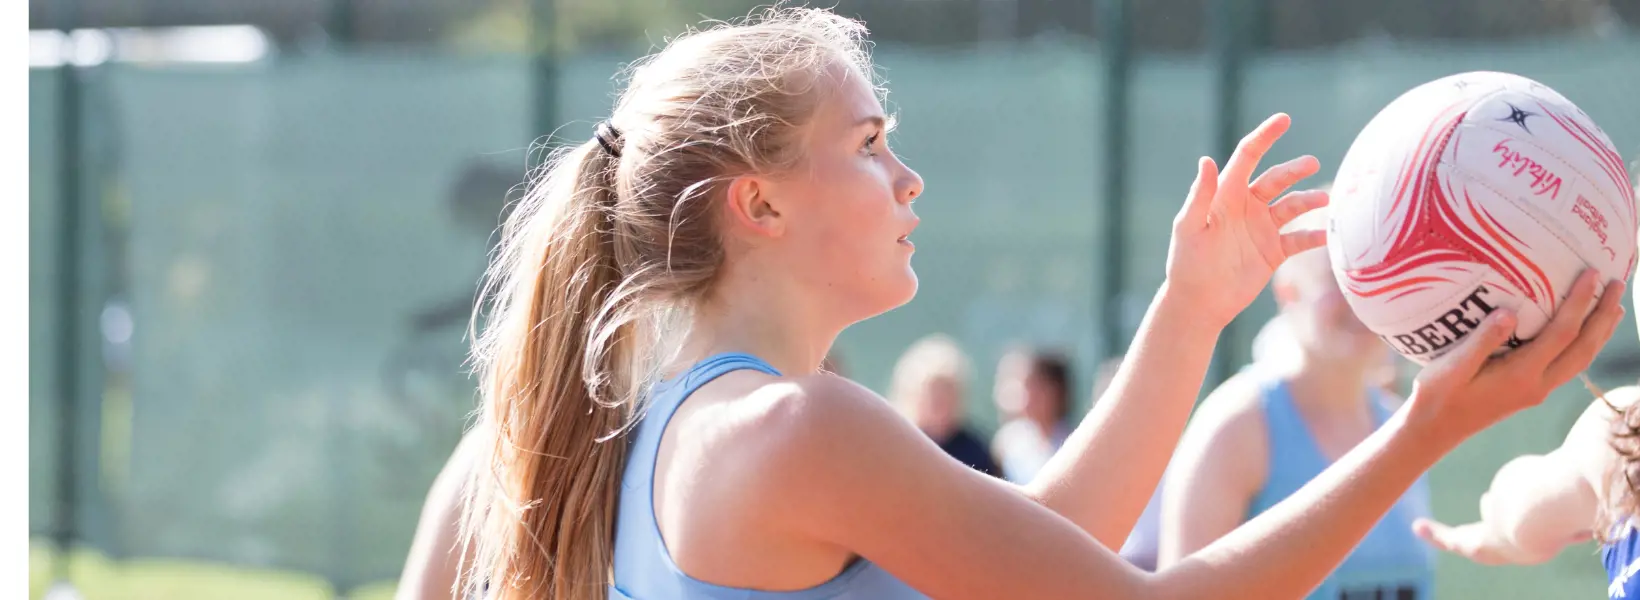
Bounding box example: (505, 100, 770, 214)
(1383, 286, 1499, 359)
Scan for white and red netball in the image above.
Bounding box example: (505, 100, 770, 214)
(1327, 71, 1636, 365)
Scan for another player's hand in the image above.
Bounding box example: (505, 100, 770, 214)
(1406, 270, 1625, 448)
(1410, 515, 1563, 566)
(1164, 113, 1330, 329)
(1411, 490, 1593, 566)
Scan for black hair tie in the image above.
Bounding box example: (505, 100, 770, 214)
(593, 121, 623, 158)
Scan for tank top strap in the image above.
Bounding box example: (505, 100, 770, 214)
(1248, 376, 1329, 516)
(628, 352, 782, 478)
(633, 350, 780, 432)
(1254, 376, 1302, 430)
(612, 352, 928, 599)
(1257, 377, 1396, 462)
(1255, 376, 1311, 470)
(613, 352, 793, 597)
(646, 352, 783, 419)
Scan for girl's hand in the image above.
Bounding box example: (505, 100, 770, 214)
(1407, 270, 1625, 448)
(1164, 113, 1329, 328)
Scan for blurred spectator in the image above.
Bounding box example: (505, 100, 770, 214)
(890, 334, 1002, 478)
(1156, 207, 1434, 599)
(990, 346, 1074, 484)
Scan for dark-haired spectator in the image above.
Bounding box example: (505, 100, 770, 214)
(991, 347, 1074, 484)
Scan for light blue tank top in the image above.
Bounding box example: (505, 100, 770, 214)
(610, 353, 928, 600)
(1246, 376, 1436, 600)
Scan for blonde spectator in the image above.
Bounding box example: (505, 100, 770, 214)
(891, 334, 1001, 478)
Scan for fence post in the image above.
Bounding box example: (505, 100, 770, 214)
(531, 0, 560, 165)
(1097, 0, 1131, 365)
(1208, 0, 1247, 388)
(328, 0, 356, 46)
(49, 1, 86, 596)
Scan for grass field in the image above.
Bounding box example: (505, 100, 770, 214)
(28, 542, 399, 600)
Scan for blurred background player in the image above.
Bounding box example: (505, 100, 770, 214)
(1119, 307, 1405, 573)
(1157, 206, 1436, 599)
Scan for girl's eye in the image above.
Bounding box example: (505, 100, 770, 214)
(862, 132, 881, 156)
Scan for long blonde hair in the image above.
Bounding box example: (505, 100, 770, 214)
(457, 8, 878, 600)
